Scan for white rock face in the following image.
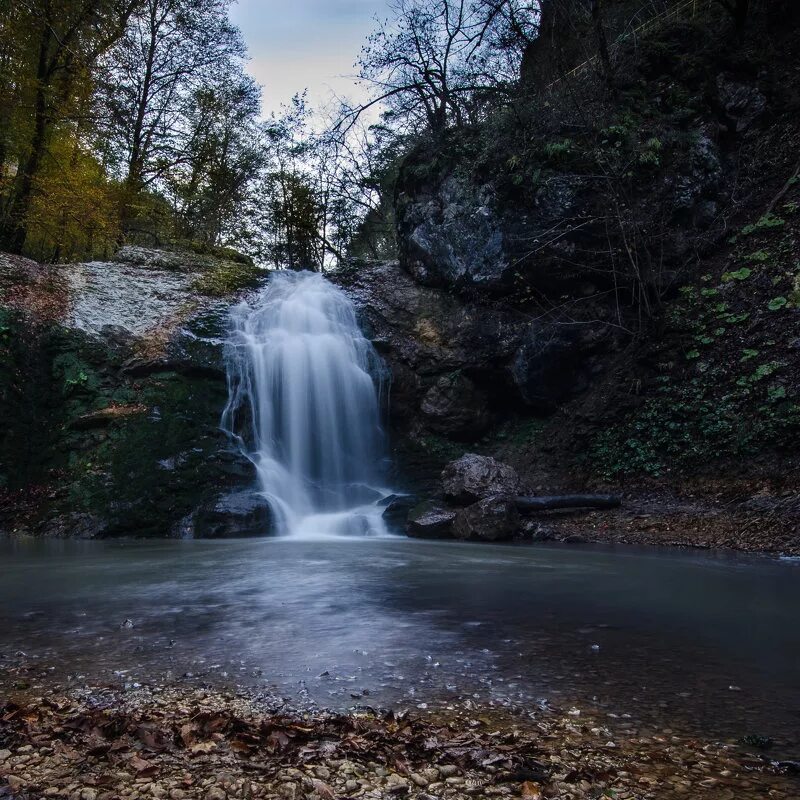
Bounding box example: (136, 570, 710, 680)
(63, 260, 199, 337)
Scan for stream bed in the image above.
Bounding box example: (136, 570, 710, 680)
(1, 537, 798, 754)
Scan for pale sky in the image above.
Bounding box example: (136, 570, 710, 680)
(229, 0, 392, 118)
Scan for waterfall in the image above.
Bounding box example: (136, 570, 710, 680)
(221, 270, 391, 537)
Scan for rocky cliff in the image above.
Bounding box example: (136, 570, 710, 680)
(333, 6, 800, 548)
(0, 247, 267, 538)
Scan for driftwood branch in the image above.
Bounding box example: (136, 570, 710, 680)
(514, 494, 621, 513)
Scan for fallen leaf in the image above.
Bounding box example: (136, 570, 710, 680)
(311, 778, 336, 799)
(189, 740, 216, 754)
(521, 781, 543, 799)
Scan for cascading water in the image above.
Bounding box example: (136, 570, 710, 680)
(221, 270, 391, 538)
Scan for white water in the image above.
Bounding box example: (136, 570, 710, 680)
(221, 271, 391, 538)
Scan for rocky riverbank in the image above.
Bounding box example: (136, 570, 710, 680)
(1, 679, 798, 800)
(396, 453, 800, 555)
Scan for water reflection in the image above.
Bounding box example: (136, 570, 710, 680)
(1, 538, 798, 750)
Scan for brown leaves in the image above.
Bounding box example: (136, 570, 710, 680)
(1, 688, 797, 800)
(136, 723, 173, 752)
(130, 754, 157, 776)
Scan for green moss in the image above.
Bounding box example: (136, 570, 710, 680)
(192, 260, 263, 297)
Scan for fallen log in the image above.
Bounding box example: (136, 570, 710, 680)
(514, 494, 621, 513)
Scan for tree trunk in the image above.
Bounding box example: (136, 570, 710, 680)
(591, 0, 615, 91)
(515, 494, 621, 513)
(2, 20, 53, 253)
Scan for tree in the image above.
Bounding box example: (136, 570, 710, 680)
(339, 0, 538, 136)
(315, 121, 405, 261)
(166, 70, 264, 246)
(99, 0, 245, 195)
(0, 0, 142, 253)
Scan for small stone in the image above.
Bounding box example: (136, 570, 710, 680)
(439, 765, 458, 778)
(410, 773, 429, 787)
(205, 789, 226, 800)
(0, 749, 11, 761)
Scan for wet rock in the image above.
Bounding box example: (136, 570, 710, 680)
(407, 501, 457, 538)
(381, 494, 418, 531)
(69, 404, 147, 431)
(420, 372, 491, 439)
(522, 520, 555, 541)
(335, 262, 616, 438)
(717, 73, 767, 135)
(334, 261, 525, 423)
(192, 491, 273, 538)
(47, 512, 109, 539)
(453, 496, 521, 542)
(441, 454, 521, 505)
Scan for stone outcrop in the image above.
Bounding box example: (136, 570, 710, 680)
(189, 490, 272, 538)
(420, 372, 491, 439)
(403, 455, 525, 542)
(335, 261, 615, 431)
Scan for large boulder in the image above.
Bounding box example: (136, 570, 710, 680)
(191, 491, 272, 538)
(407, 500, 457, 538)
(441, 454, 522, 505)
(452, 496, 521, 542)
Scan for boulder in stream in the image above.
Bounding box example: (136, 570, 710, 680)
(452, 496, 521, 542)
(192, 491, 273, 538)
(407, 500, 457, 538)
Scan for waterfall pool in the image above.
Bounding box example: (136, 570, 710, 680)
(1, 537, 798, 754)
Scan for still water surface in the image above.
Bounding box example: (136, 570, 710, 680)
(1, 538, 798, 751)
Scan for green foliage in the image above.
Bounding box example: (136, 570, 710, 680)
(543, 139, 573, 163)
(638, 137, 663, 167)
(741, 214, 785, 236)
(52, 353, 99, 395)
(591, 376, 799, 478)
(722, 267, 751, 281)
